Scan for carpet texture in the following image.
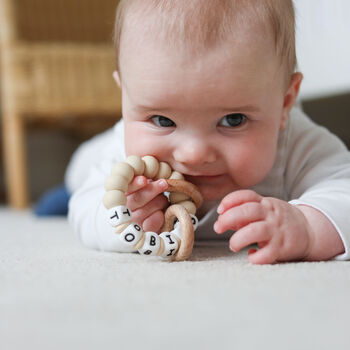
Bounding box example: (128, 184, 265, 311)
(1, 207, 349, 350)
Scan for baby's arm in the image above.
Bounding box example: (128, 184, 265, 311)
(213, 190, 344, 264)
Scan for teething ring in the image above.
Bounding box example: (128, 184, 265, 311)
(161, 204, 194, 261)
(102, 155, 203, 261)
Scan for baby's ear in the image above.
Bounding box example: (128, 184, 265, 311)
(280, 72, 303, 130)
(113, 71, 121, 88)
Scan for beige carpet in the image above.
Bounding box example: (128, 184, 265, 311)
(1, 207, 349, 350)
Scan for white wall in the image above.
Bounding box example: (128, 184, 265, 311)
(294, 0, 350, 99)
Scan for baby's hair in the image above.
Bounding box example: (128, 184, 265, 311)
(114, 0, 296, 80)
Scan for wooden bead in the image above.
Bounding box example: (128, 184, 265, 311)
(115, 222, 131, 234)
(104, 175, 128, 192)
(166, 179, 203, 209)
(159, 232, 179, 258)
(169, 171, 184, 180)
(177, 200, 196, 214)
(111, 162, 134, 183)
(169, 192, 190, 204)
(103, 190, 127, 209)
(142, 156, 159, 178)
(125, 155, 145, 176)
(155, 162, 172, 179)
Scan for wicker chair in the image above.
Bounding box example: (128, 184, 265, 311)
(0, 0, 121, 208)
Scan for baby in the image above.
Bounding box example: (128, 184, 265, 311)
(68, 0, 350, 264)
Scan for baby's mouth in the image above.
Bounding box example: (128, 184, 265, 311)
(184, 174, 225, 184)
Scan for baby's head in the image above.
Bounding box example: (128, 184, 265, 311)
(112, 0, 302, 201)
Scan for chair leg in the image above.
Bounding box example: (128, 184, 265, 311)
(3, 114, 29, 208)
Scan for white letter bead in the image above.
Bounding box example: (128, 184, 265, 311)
(159, 232, 179, 258)
(190, 214, 199, 231)
(108, 206, 132, 227)
(170, 226, 182, 239)
(138, 231, 161, 256)
(120, 223, 144, 246)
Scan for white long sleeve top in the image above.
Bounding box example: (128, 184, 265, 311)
(68, 107, 350, 260)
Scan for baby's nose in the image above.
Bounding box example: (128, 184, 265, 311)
(173, 138, 216, 165)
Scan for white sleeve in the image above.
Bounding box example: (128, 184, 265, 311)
(68, 120, 137, 253)
(285, 109, 350, 260)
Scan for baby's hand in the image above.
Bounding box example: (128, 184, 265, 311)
(126, 176, 169, 233)
(214, 190, 314, 264)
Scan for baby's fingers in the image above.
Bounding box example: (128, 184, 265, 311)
(126, 176, 148, 195)
(218, 189, 262, 214)
(142, 210, 165, 233)
(131, 194, 168, 227)
(214, 202, 265, 234)
(247, 244, 279, 265)
(229, 221, 271, 252)
(127, 179, 168, 211)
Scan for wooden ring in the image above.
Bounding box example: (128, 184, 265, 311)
(166, 179, 203, 209)
(161, 204, 194, 261)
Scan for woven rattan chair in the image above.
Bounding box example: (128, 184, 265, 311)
(0, 0, 121, 208)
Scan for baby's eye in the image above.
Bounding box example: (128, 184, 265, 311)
(151, 115, 176, 127)
(218, 113, 246, 127)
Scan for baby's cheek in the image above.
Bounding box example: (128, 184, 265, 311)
(226, 144, 276, 188)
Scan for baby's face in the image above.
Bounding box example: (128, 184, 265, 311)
(116, 25, 300, 201)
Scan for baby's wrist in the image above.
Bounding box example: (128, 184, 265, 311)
(295, 205, 345, 261)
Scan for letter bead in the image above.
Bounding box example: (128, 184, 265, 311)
(142, 156, 159, 178)
(111, 162, 134, 183)
(159, 232, 179, 258)
(108, 206, 132, 227)
(138, 231, 161, 256)
(120, 223, 144, 246)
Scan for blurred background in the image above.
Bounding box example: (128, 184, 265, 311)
(0, 0, 349, 208)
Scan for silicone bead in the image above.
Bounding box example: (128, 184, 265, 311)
(169, 192, 190, 204)
(142, 156, 160, 178)
(170, 225, 182, 239)
(107, 206, 132, 227)
(138, 231, 161, 256)
(159, 232, 179, 258)
(125, 155, 145, 176)
(120, 223, 144, 246)
(177, 200, 196, 214)
(190, 214, 199, 231)
(155, 162, 172, 180)
(104, 175, 128, 192)
(169, 171, 184, 180)
(111, 162, 134, 183)
(103, 190, 127, 209)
